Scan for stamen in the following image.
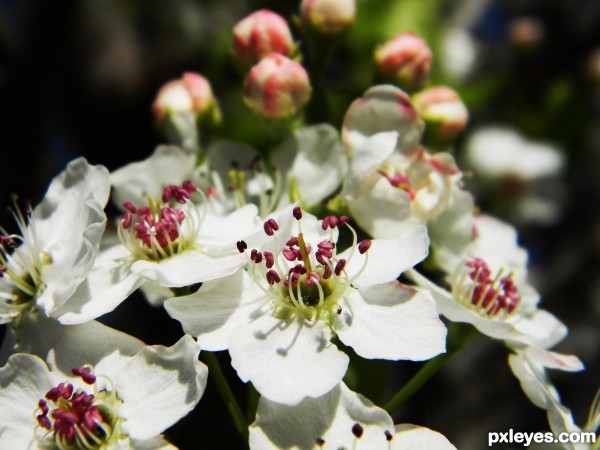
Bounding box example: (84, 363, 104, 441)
(453, 258, 522, 319)
(293, 206, 302, 220)
(236, 240, 247, 253)
(358, 240, 371, 254)
(263, 218, 279, 236)
(36, 368, 120, 449)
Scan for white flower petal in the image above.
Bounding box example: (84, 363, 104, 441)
(347, 176, 414, 239)
(0, 310, 65, 364)
(336, 283, 446, 360)
(110, 146, 195, 209)
(273, 124, 349, 207)
(511, 309, 568, 349)
(250, 382, 396, 450)
(229, 315, 349, 405)
(116, 335, 207, 440)
(342, 131, 399, 198)
(428, 189, 475, 273)
(165, 270, 269, 351)
(49, 320, 145, 377)
(392, 424, 457, 449)
(131, 250, 246, 287)
(33, 158, 110, 314)
(199, 204, 262, 251)
(340, 224, 429, 286)
(0, 354, 53, 449)
(53, 247, 142, 324)
(130, 436, 178, 450)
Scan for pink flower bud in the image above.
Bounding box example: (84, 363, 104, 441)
(300, 0, 356, 36)
(152, 72, 221, 127)
(232, 10, 295, 70)
(412, 86, 468, 146)
(244, 53, 312, 119)
(374, 32, 432, 92)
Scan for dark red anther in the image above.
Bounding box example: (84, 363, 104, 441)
(293, 206, 302, 220)
(264, 251, 274, 268)
(335, 259, 347, 276)
(236, 240, 247, 253)
(254, 252, 263, 264)
(37, 414, 51, 430)
(122, 212, 133, 229)
(250, 249, 258, 261)
(322, 215, 338, 230)
(358, 240, 372, 254)
(338, 215, 349, 225)
(286, 237, 298, 247)
(264, 218, 279, 236)
(72, 367, 96, 385)
(182, 180, 198, 193)
(323, 264, 333, 279)
(38, 399, 49, 415)
(316, 252, 328, 266)
(46, 383, 73, 402)
(283, 248, 299, 261)
(266, 270, 281, 285)
(123, 201, 137, 213)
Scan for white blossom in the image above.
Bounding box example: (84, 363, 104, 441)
(0, 323, 207, 449)
(166, 206, 446, 405)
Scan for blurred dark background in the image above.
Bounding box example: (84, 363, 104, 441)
(1, 0, 599, 448)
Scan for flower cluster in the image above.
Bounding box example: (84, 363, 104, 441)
(0, 2, 595, 450)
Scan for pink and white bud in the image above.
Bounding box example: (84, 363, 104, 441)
(232, 10, 295, 71)
(374, 32, 432, 92)
(300, 0, 356, 36)
(412, 86, 468, 146)
(244, 53, 312, 120)
(342, 84, 424, 155)
(152, 72, 221, 127)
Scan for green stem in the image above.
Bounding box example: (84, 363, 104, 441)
(383, 351, 454, 414)
(204, 352, 249, 446)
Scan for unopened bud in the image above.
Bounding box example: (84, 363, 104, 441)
(232, 10, 295, 71)
(374, 32, 432, 92)
(508, 17, 544, 53)
(244, 53, 312, 120)
(152, 72, 221, 128)
(412, 86, 468, 146)
(300, 0, 356, 37)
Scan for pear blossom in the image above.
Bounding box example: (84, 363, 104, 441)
(56, 178, 263, 324)
(250, 382, 457, 450)
(342, 131, 463, 240)
(0, 158, 109, 326)
(0, 321, 207, 449)
(165, 206, 446, 405)
(410, 214, 569, 349)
